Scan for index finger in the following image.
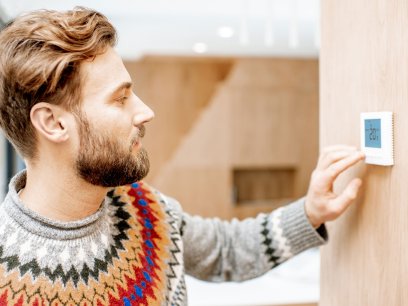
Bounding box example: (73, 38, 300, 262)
(323, 151, 365, 184)
(317, 146, 358, 170)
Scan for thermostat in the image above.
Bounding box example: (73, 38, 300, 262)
(360, 112, 394, 166)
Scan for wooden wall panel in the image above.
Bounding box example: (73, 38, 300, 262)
(226, 58, 318, 93)
(124, 58, 233, 180)
(153, 88, 233, 218)
(155, 167, 232, 218)
(320, 1, 408, 305)
(228, 59, 319, 199)
(228, 87, 318, 198)
(230, 88, 299, 166)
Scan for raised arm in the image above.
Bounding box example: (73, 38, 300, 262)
(165, 146, 364, 282)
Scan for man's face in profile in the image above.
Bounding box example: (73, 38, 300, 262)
(73, 48, 154, 187)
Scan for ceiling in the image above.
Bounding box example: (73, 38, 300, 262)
(0, 0, 320, 60)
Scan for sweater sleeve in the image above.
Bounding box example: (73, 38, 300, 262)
(163, 195, 327, 282)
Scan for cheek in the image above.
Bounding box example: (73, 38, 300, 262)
(83, 108, 134, 140)
(66, 124, 82, 158)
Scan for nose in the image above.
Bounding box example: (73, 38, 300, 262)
(132, 96, 155, 126)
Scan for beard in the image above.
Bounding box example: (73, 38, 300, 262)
(75, 114, 150, 187)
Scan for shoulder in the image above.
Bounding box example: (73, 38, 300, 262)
(140, 182, 184, 223)
(110, 181, 184, 223)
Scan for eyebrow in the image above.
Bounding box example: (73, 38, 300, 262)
(110, 82, 133, 96)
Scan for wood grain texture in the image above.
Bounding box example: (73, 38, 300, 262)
(125, 58, 233, 180)
(320, 1, 408, 305)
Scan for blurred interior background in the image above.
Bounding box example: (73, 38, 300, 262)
(0, 1, 320, 305)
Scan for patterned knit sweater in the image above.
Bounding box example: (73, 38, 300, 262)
(0, 171, 327, 306)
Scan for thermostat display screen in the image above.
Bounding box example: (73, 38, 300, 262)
(365, 119, 381, 148)
(361, 112, 393, 166)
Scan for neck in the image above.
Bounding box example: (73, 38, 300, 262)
(19, 163, 109, 222)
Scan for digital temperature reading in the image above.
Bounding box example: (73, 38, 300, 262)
(364, 119, 381, 148)
(360, 112, 393, 166)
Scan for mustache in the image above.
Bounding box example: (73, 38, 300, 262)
(131, 125, 146, 147)
(138, 125, 145, 138)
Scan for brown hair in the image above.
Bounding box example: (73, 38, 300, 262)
(0, 7, 117, 159)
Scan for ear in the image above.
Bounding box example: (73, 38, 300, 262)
(30, 102, 70, 143)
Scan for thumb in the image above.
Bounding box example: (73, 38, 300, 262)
(330, 178, 362, 217)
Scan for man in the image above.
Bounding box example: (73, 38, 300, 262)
(0, 7, 364, 306)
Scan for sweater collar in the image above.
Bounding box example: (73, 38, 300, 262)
(2, 170, 110, 240)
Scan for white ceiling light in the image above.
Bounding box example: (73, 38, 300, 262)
(193, 42, 208, 54)
(217, 26, 235, 38)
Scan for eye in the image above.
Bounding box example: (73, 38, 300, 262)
(116, 96, 128, 105)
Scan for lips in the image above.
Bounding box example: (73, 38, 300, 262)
(132, 137, 141, 147)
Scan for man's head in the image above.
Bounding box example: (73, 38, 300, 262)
(0, 7, 154, 186)
(0, 7, 116, 158)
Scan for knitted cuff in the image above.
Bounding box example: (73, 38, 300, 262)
(280, 197, 328, 255)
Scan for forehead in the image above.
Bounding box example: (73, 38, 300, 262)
(80, 47, 131, 100)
